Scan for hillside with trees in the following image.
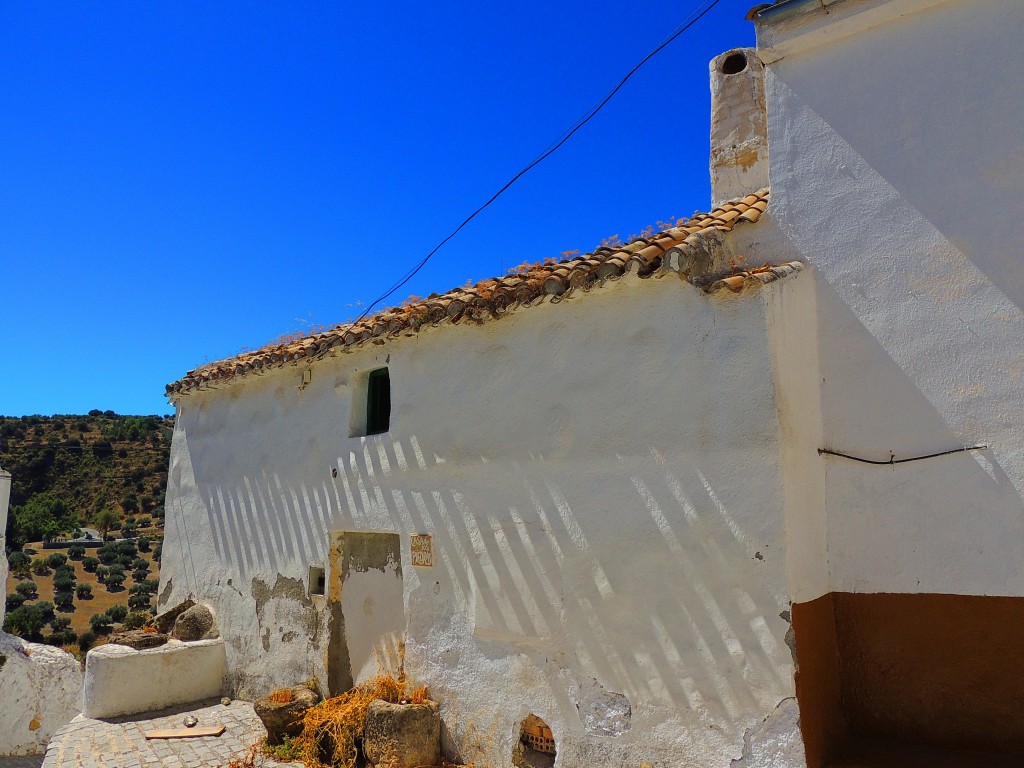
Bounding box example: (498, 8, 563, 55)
(2, 412, 173, 653)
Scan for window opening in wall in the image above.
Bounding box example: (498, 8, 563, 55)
(309, 566, 325, 597)
(366, 367, 391, 435)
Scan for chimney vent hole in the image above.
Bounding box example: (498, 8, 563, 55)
(721, 51, 748, 75)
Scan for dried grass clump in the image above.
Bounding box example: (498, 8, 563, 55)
(60, 643, 83, 661)
(407, 684, 430, 705)
(295, 673, 413, 768)
(268, 688, 295, 704)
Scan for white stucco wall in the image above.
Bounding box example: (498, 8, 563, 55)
(0, 633, 83, 756)
(0, 464, 85, 757)
(160, 271, 799, 767)
(760, 0, 1024, 601)
(83, 639, 226, 719)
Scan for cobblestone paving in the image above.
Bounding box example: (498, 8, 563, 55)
(0, 755, 44, 768)
(40, 699, 301, 768)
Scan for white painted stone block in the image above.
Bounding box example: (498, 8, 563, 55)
(83, 638, 226, 719)
(0, 632, 83, 756)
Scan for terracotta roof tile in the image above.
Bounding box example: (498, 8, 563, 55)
(702, 260, 804, 293)
(168, 188, 799, 398)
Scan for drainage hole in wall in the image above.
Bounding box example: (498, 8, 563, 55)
(513, 714, 556, 768)
(308, 566, 325, 597)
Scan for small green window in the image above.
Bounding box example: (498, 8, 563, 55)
(366, 368, 391, 435)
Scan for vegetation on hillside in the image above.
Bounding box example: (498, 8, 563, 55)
(2, 412, 172, 649)
(1, 412, 172, 550)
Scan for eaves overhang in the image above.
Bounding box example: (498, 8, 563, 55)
(754, 0, 957, 64)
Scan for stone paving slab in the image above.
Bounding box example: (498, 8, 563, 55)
(0, 756, 44, 768)
(40, 699, 301, 768)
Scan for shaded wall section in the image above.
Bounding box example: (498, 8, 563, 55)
(791, 594, 844, 768)
(794, 592, 1024, 764)
(835, 592, 1024, 756)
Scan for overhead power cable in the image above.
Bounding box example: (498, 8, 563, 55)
(352, 0, 724, 325)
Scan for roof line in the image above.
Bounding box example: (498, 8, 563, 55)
(168, 190, 794, 399)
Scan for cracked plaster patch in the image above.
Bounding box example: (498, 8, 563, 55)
(572, 678, 631, 738)
(731, 697, 805, 768)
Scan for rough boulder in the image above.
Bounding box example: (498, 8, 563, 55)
(172, 604, 219, 642)
(253, 685, 319, 744)
(107, 630, 170, 650)
(0, 632, 82, 756)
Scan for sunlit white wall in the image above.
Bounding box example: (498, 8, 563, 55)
(761, 0, 1024, 601)
(161, 269, 799, 767)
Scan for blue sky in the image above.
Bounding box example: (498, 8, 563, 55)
(0, 1, 754, 417)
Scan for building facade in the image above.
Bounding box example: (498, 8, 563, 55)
(160, 1, 1024, 765)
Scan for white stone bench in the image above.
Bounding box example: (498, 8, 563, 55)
(83, 638, 226, 719)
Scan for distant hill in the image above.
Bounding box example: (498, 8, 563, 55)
(2, 412, 173, 650)
(1, 412, 173, 549)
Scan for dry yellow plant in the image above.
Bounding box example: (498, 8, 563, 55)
(267, 688, 294, 704)
(295, 672, 416, 768)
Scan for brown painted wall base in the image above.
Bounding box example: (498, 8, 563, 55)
(793, 592, 1024, 766)
(792, 594, 846, 768)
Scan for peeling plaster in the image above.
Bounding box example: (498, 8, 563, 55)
(730, 698, 805, 768)
(572, 678, 631, 738)
(159, 577, 174, 609)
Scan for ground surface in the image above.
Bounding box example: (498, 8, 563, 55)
(827, 737, 1023, 768)
(0, 756, 43, 768)
(39, 699, 299, 768)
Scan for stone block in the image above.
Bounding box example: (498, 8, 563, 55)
(153, 598, 195, 634)
(107, 630, 169, 650)
(253, 685, 319, 745)
(84, 638, 226, 719)
(362, 699, 440, 768)
(172, 604, 218, 642)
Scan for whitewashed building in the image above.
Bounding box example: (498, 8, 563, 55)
(159, 1, 1024, 766)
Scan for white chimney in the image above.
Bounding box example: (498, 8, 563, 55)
(709, 48, 769, 205)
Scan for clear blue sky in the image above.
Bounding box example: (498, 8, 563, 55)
(0, 1, 754, 417)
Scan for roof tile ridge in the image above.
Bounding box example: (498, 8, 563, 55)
(167, 188, 771, 396)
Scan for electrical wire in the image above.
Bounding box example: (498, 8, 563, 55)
(817, 445, 988, 466)
(352, 0, 724, 325)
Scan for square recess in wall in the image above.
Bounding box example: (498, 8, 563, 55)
(309, 566, 325, 597)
